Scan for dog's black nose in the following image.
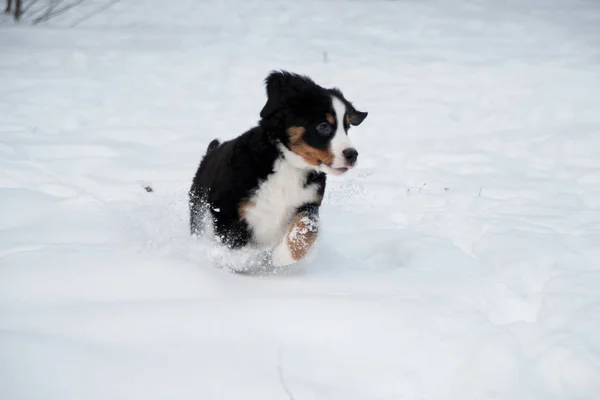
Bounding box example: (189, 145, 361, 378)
(343, 148, 358, 164)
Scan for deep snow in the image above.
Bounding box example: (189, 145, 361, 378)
(2, 0, 600, 399)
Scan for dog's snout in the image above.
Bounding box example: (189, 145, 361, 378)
(343, 148, 358, 165)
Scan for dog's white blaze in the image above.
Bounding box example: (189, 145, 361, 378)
(330, 95, 354, 168)
(244, 156, 319, 247)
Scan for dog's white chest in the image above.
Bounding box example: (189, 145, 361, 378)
(244, 159, 318, 247)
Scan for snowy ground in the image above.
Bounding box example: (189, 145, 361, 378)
(2, 0, 600, 399)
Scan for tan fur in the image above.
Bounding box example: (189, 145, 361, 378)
(238, 200, 256, 221)
(286, 212, 318, 260)
(325, 113, 335, 124)
(288, 126, 306, 143)
(315, 192, 323, 205)
(287, 126, 334, 166)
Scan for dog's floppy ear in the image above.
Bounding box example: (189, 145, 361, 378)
(329, 87, 368, 127)
(260, 70, 313, 119)
(348, 110, 368, 126)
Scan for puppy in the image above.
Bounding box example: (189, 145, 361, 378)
(188, 70, 368, 267)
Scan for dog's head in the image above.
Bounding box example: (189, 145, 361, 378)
(259, 70, 368, 175)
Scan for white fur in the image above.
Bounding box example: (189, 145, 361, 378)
(329, 95, 354, 169)
(244, 154, 320, 249)
(271, 239, 296, 267)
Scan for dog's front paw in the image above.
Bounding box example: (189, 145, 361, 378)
(271, 240, 297, 267)
(271, 212, 319, 267)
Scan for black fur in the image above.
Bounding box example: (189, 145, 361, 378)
(189, 126, 279, 248)
(188, 70, 367, 253)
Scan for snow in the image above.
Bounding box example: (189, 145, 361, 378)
(2, 0, 600, 398)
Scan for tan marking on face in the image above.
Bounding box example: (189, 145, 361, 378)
(345, 114, 350, 126)
(286, 212, 318, 261)
(287, 126, 305, 142)
(287, 126, 334, 167)
(238, 200, 256, 221)
(325, 113, 335, 124)
(315, 192, 323, 205)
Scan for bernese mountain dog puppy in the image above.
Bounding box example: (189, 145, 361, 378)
(189, 70, 368, 267)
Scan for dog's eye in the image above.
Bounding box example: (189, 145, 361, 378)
(316, 122, 332, 136)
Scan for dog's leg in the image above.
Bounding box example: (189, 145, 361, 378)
(189, 138, 221, 237)
(5, 0, 12, 13)
(271, 204, 319, 267)
(189, 190, 208, 237)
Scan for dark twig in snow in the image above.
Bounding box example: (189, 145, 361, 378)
(14, 0, 21, 19)
(32, 0, 85, 24)
(31, 0, 62, 23)
(278, 351, 296, 400)
(70, 0, 119, 27)
(22, 0, 42, 15)
(5, 0, 22, 20)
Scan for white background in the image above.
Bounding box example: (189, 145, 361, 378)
(1, 0, 600, 399)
